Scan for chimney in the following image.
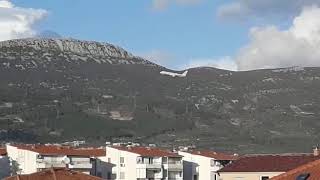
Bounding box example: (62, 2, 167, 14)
(313, 146, 320, 156)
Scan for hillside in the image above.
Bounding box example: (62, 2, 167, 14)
(0, 38, 320, 154)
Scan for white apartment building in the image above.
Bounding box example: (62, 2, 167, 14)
(178, 150, 238, 180)
(106, 146, 184, 180)
(6, 144, 106, 176)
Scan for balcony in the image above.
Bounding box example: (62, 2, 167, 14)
(36, 161, 66, 169)
(163, 162, 183, 170)
(146, 170, 163, 179)
(136, 162, 162, 169)
(68, 162, 92, 169)
(136, 167, 163, 179)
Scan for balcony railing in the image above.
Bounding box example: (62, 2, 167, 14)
(164, 162, 183, 170)
(68, 162, 92, 169)
(136, 162, 162, 169)
(36, 162, 66, 169)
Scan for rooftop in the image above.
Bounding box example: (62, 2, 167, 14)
(11, 144, 105, 157)
(219, 154, 320, 173)
(187, 150, 239, 160)
(271, 159, 320, 180)
(111, 146, 182, 157)
(5, 168, 102, 180)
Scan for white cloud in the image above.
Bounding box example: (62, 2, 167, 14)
(179, 6, 320, 71)
(152, 0, 170, 11)
(0, 0, 47, 41)
(217, 0, 320, 21)
(235, 6, 320, 70)
(152, 0, 202, 11)
(182, 56, 237, 71)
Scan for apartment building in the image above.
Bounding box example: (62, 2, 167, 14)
(106, 146, 183, 180)
(218, 154, 320, 180)
(178, 150, 238, 180)
(6, 144, 106, 176)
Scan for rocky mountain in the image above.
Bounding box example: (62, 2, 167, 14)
(0, 38, 320, 154)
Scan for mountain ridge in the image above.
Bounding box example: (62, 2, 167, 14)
(0, 38, 320, 154)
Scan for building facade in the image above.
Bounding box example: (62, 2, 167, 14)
(218, 154, 320, 180)
(6, 144, 106, 176)
(178, 150, 238, 180)
(106, 146, 183, 180)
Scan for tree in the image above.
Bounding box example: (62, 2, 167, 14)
(10, 160, 21, 175)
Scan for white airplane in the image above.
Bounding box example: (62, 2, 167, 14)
(160, 70, 188, 77)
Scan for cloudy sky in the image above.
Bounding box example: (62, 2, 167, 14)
(3, 0, 320, 71)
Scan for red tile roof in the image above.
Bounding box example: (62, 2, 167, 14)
(5, 168, 102, 180)
(271, 159, 320, 180)
(219, 154, 320, 173)
(13, 144, 105, 157)
(0, 148, 7, 156)
(188, 150, 239, 160)
(112, 146, 182, 157)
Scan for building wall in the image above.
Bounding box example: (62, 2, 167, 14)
(0, 156, 10, 179)
(6, 144, 102, 176)
(96, 156, 110, 179)
(179, 151, 224, 180)
(218, 172, 284, 180)
(6, 144, 38, 174)
(18, 149, 38, 174)
(106, 147, 139, 180)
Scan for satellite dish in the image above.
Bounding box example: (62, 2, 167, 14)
(61, 156, 70, 164)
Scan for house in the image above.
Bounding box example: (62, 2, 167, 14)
(106, 146, 184, 180)
(271, 159, 320, 180)
(218, 153, 320, 180)
(178, 150, 238, 180)
(6, 144, 106, 176)
(4, 168, 103, 180)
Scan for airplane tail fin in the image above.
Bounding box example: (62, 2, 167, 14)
(182, 70, 188, 76)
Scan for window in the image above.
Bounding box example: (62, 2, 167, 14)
(162, 157, 168, 163)
(120, 157, 124, 163)
(107, 172, 111, 179)
(120, 172, 125, 179)
(163, 170, 167, 178)
(149, 157, 154, 164)
(261, 176, 269, 180)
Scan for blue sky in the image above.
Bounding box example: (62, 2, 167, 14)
(11, 0, 250, 69)
(4, 0, 320, 70)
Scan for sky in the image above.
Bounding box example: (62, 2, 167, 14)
(2, 0, 320, 71)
